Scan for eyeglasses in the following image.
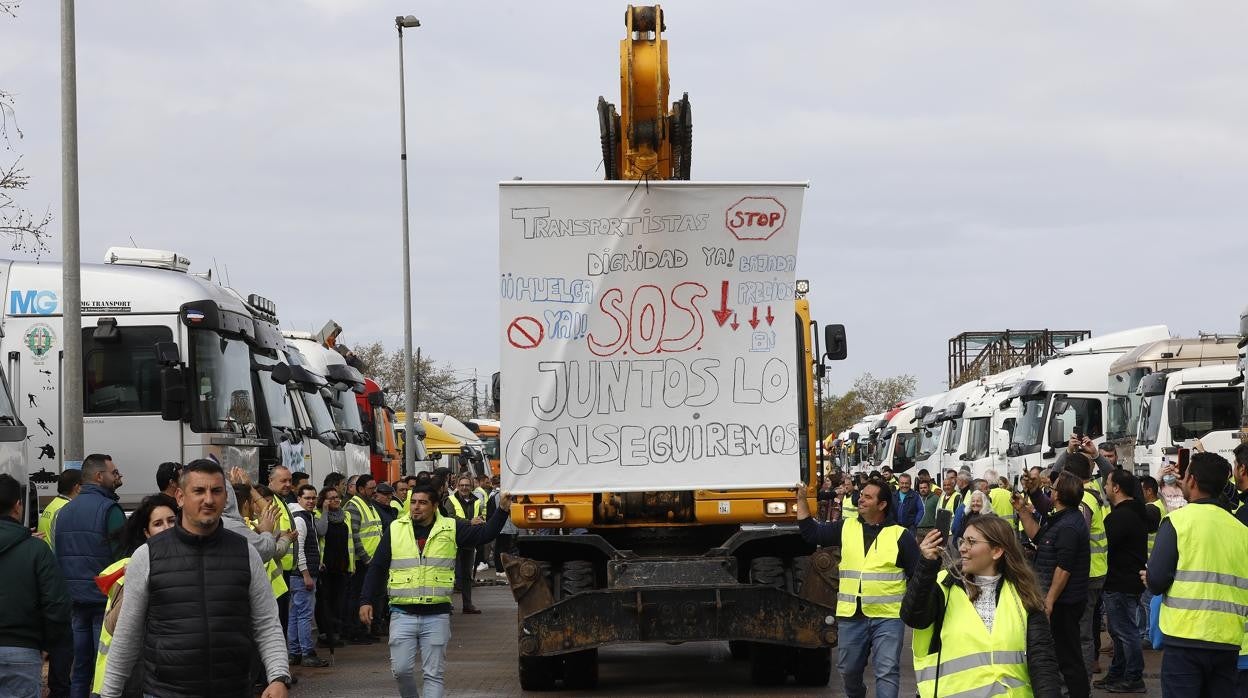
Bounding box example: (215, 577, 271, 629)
(960, 537, 986, 548)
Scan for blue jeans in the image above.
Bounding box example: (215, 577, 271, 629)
(287, 573, 317, 656)
(1137, 590, 1152, 641)
(70, 603, 104, 698)
(1103, 591, 1144, 682)
(389, 610, 451, 698)
(0, 646, 42, 698)
(836, 616, 903, 698)
(1161, 644, 1237, 698)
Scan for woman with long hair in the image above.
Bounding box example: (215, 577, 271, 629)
(92, 494, 179, 697)
(901, 515, 1062, 698)
(316, 484, 352, 649)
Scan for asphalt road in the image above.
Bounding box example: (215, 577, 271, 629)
(294, 582, 1164, 696)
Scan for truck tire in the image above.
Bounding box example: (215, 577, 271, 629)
(519, 655, 558, 691)
(559, 560, 595, 598)
(728, 640, 750, 660)
(562, 649, 599, 690)
(749, 556, 785, 588)
(748, 642, 788, 686)
(792, 647, 832, 686)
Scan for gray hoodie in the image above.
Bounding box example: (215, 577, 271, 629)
(221, 482, 288, 563)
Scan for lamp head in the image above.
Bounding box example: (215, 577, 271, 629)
(396, 15, 421, 29)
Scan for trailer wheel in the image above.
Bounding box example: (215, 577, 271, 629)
(519, 655, 558, 691)
(792, 647, 832, 686)
(728, 640, 750, 660)
(559, 560, 595, 598)
(562, 648, 599, 690)
(749, 556, 785, 588)
(748, 642, 788, 686)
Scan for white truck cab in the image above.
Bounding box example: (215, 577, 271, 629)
(1134, 363, 1243, 477)
(282, 333, 370, 478)
(875, 401, 921, 474)
(1, 248, 268, 506)
(1004, 326, 1170, 479)
(956, 366, 1030, 479)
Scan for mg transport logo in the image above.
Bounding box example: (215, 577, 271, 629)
(24, 323, 56, 358)
(9, 290, 59, 315)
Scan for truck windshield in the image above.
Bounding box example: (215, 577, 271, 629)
(301, 389, 336, 437)
(190, 330, 257, 435)
(966, 417, 991, 460)
(330, 389, 364, 433)
(254, 355, 297, 430)
(1107, 367, 1150, 441)
(1169, 388, 1241, 441)
(481, 434, 500, 460)
(1012, 395, 1048, 452)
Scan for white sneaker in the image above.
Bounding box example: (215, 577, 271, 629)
(495, 571, 507, 578)
(475, 562, 489, 572)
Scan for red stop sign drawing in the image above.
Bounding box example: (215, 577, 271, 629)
(507, 316, 544, 349)
(725, 196, 788, 241)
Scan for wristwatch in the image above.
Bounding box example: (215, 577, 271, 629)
(273, 674, 293, 687)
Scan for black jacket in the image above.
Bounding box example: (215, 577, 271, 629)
(1103, 498, 1147, 594)
(900, 556, 1062, 698)
(1029, 506, 1089, 606)
(0, 517, 70, 650)
(144, 525, 254, 697)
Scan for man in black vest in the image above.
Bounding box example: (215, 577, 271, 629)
(98, 460, 290, 697)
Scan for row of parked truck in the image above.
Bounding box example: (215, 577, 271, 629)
(836, 322, 1247, 483)
(0, 247, 428, 509)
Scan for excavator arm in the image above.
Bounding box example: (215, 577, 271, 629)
(598, 5, 691, 180)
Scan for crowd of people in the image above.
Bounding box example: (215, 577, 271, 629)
(0, 454, 512, 698)
(805, 437, 1248, 697)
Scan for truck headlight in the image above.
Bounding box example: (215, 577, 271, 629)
(540, 506, 564, 521)
(765, 501, 787, 515)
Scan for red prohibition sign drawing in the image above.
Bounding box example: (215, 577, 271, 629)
(507, 316, 545, 349)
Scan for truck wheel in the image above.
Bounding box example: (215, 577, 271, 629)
(560, 559, 595, 598)
(562, 648, 599, 689)
(790, 555, 811, 595)
(792, 647, 832, 686)
(519, 655, 558, 691)
(728, 640, 750, 660)
(749, 556, 785, 588)
(748, 642, 788, 686)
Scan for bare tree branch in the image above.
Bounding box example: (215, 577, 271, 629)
(1, 2, 54, 259)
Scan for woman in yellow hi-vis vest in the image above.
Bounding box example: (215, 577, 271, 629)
(903, 515, 1062, 698)
(795, 479, 919, 698)
(91, 494, 180, 697)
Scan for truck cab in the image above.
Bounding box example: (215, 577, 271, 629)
(957, 365, 1029, 479)
(1134, 363, 1243, 477)
(282, 333, 370, 478)
(1, 248, 267, 506)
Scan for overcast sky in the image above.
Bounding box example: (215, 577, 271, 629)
(3, 1, 1246, 401)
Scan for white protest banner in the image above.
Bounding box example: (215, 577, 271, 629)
(499, 181, 807, 494)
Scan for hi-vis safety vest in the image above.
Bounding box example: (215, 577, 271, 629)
(837, 517, 906, 618)
(348, 495, 383, 559)
(841, 493, 858, 521)
(1146, 498, 1167, 558)
(38, 495, 71, 549)
(940, 490, 962, 514)
(988, 488, 1016, 523)
(275, 501, 295, 572)
(91, 558, 130, 696)
(449, 495, 483, 520)
(388, 514, 457, 606)
(1082, 489, 1108, 578)
(912, 571, 1032, 698)
(246, 517, 291, 599)
(1159, 502, 1248, 647)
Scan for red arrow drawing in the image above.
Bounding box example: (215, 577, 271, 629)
(748, 306, 760, 330)
(711, 281, 733, 327)
(730, 312, 739, 331)
(765, 305, 775, 326)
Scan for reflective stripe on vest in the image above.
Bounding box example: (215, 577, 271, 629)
(91, 558, 130, 696)
(1082, 489, 1107, 578)
(836, 517, 905, 618)
(1158, 502, 1248, 647)
(988, 488, 1016, 523)
(38, 495, 70, 549)
(266, 558, 288, 599)
(349, 496, 383, 558)
(912, 571, 1032, 698)
(276, 502, 295, 572)
(842, 496, 858, 521)
(1147, 499, 1167, 558)
(449, 495, 483, 520)
(387, 514, 457, 606)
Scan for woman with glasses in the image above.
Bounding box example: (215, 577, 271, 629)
(316, 485, 351, 650)
(902, 515, 1062, 698)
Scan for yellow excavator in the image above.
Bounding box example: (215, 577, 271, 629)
(503, 5, 847, 690)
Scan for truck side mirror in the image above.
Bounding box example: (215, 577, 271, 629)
(269, 362, 292, 384)
(1047, 417, 1067, 448)
(368, 390, 384, 407)
(491, 371, 501, 413)
(1167, 398, 1185, 440)
(155, 341, 181, 366)
(160, 366, 187, 422)
(824, 324, 848, 361)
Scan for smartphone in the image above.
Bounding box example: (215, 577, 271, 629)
(934, 509, 952, 542)
(1177, 448, 1191, 479)
(1072, 426, 1084, 440)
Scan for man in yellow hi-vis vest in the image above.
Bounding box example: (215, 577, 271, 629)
(1146, 451, 1248, 697)
(359, 483, 511, 698)
(795, 478, 919, 698)
(446, 474, 486, 613)
(345, 474, 382, 642)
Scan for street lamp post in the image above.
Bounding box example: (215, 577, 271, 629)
(61, 0, 84, 471)
(396, 14, 420, 475)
